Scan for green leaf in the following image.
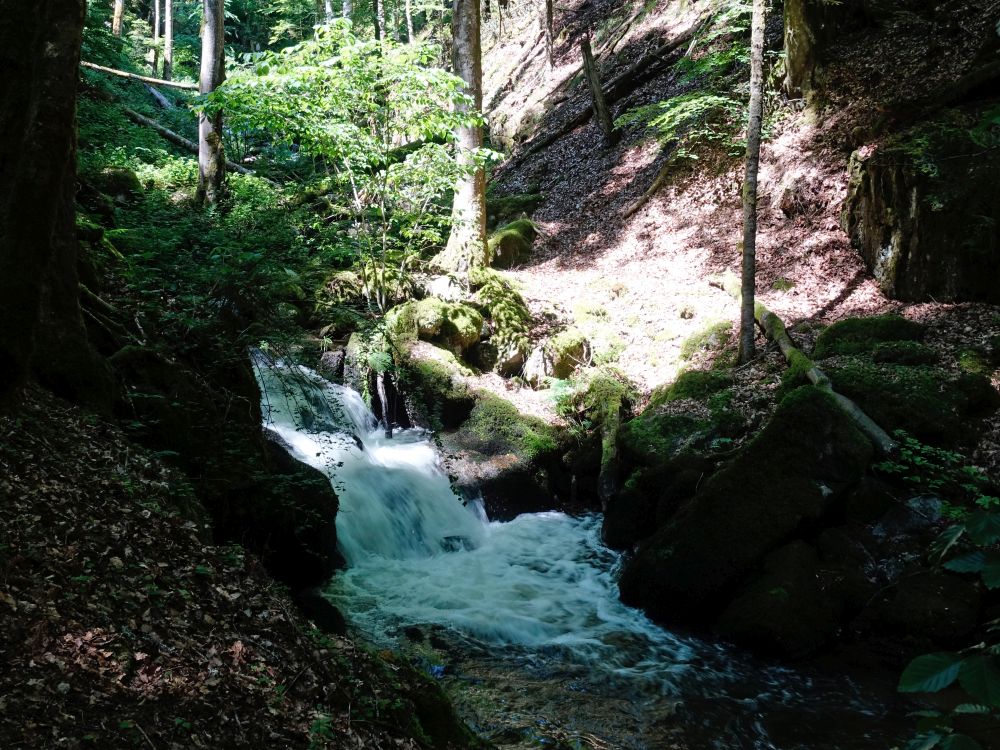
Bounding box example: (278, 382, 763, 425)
(944, 551, 987, 573)
(907, 733, 943, 750)
(983, 563, 1000, 590)
(965, 511, 1000, 546)
(940, 735, 983, 750)
(952, 704, 992, 714)
(899, 653, 963, 693)
(958, 654, 1000, 706)
(931, 525, 965, 560)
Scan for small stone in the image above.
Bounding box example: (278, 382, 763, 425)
(110, 557, 124, 570)
(56, 682, 70, 694)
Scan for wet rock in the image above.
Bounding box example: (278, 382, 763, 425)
(316, 347, 345, 381)
(619, 386, 872, 625)
(294, 588, 347, 635)
(400, 341, 476, 431)
(718, 541, 844, 657)
(843, 108, 1000, 303)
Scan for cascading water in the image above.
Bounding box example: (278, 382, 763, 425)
(253, 352, 909, 749)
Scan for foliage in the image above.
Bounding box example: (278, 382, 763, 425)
(679, 320, 733, 360)
(215, 22, 491, 311)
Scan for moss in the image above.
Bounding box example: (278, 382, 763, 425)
(620, 411, 714, 467)
(487, 219, 537, 269)
(412, 297, 449, 338)
(772, 277, 796, 291)
(826, 358, 1000, 446)
(89, 166, 142, 199)
(812, 315, 926, 358)
(439, 303, 483, 354)
(463, 395, 558, 461)
(778, 348, 816, 397)
(958, 348, 993, 376)
(385, 298, 482, 356)
(680, 320, 732, 360)
(872, 340, 939, 365)
(656, 369, 733, 404)
(401, 348, 475, 431)
(546, 327, 588, 378)
(470, 268, 532, 370)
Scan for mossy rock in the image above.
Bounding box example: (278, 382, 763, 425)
(439, 302, 483, 354)
(680, 320, 732, 360)
(619, 386, 873, 624)
(488, 219, 537, 269)
(318, 270, 366, 308)
(653, 370, 733, 405)
(545, 327, 588, 379)
(400, 343, 475, 431)
(461, 394, 559, 463)
(620, 411, 714, 467)
(957, 348, 994, 376)
(88, 166, 142, 201)
(384, 298, 483, 356)
(825, 358, 1000, 446)
(470, 268, 532, 375)
(872, 340, 939, 365)
(812, 315, 926, 359)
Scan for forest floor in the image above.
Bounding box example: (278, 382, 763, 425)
(481, 0, 1000, 479)
(0, 388, 453, 750)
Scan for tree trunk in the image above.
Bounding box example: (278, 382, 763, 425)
(342, 0, 352, 18)
(150, 0, 161, 76)
(163, 0, 173, 80)
(112, 0, 125, 36)
(0, 0, 110, 407)
(197, 0, 226, 206)
(81, 61, 198, 90)
(433, 0, 487, 273)
(373, 0, 385, 40)
(324, 0, 334, 21)
(739, 0, 766, 364)
(580, 35, 618, 145)
(543, 0, 553, 67)
(405, 0, 415, 41)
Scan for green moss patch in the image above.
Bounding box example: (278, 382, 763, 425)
(486, 192, 546, 227)
(488, 219, 537, 269)
(680, 320, 732, 360)
(826, 358, 1000, 446)
(470, 268, 532, 371)
(654, 369, 733, 405)
(461, 395, 559, 462)
(812, 315, 925, 359)
(400, 345, 475, 431)
(872, 340, 939, 365)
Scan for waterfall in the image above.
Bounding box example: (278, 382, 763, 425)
(252, 352, 904, 748)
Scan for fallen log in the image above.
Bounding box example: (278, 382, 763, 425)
(623, 142, 676, 217)
(81, 61, 198, 91)
(121, 107, 269, 182)
(144, 84, 175, 109)
(710, 270, 899, 456)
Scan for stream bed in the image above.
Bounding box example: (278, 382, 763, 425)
(254, 354, 912, 749)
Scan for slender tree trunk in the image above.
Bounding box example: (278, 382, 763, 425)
(324, 0, 334, 21)
(389, 0, 401, 41)
(434, 0, 487, 273)
(150, 0, 161, 76)
(0, 0, 110, 407)
(544, 0, 553, 67)
(405, 0, 415, 41)
(163, 0, 174, 80)
(342, 0, 352, 18)
(580, 35, 618, 145)
(373, 0, 385, 40)
(112, 0, 125, 36)
(197, 0, 226, 206)
(739, 0, 766, 364)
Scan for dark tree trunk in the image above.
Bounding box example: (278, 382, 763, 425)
(739, 0, 766, 364)
(197, 0, 226, 206)
(580, 35, 618, 145)
(433, 0, 487, 273)
(544, 0, 553, 66)
(0, 0, 110, 406)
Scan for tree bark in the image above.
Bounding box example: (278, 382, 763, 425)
(433, 0, 488, 273)
(739, 0, 766, 364)
(197, 0, 226, 206)
(80, 61, 199, 90)
(373, 0, 385, 40)
(324, 0, 334, 21)
(342, 0, 353, 18)
(711, 271, 898, 456)
(112, 0, 125, 36)
(163, 0, 173, 80)
(0, 0, 110, 406)
(150, 0, 161, 76)
(543, 0, 553, 67)
(580, 35, 618, 145)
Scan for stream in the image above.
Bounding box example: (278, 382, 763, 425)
(253, 353, 910, 749)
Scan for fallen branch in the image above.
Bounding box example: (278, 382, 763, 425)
(81, 61, 198, 91)
(144, 84, 175, 109)
(623, 142, 676, 217)
(121, 107, 269, 181)
(710, 270, 898, 455)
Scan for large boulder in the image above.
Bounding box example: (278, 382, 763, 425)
(618, 386, 873, 624)
(783, 0, 863, 96)
(843, 107, 1000, 303)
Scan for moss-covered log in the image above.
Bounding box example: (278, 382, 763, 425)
(711, 270, 898, 455)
